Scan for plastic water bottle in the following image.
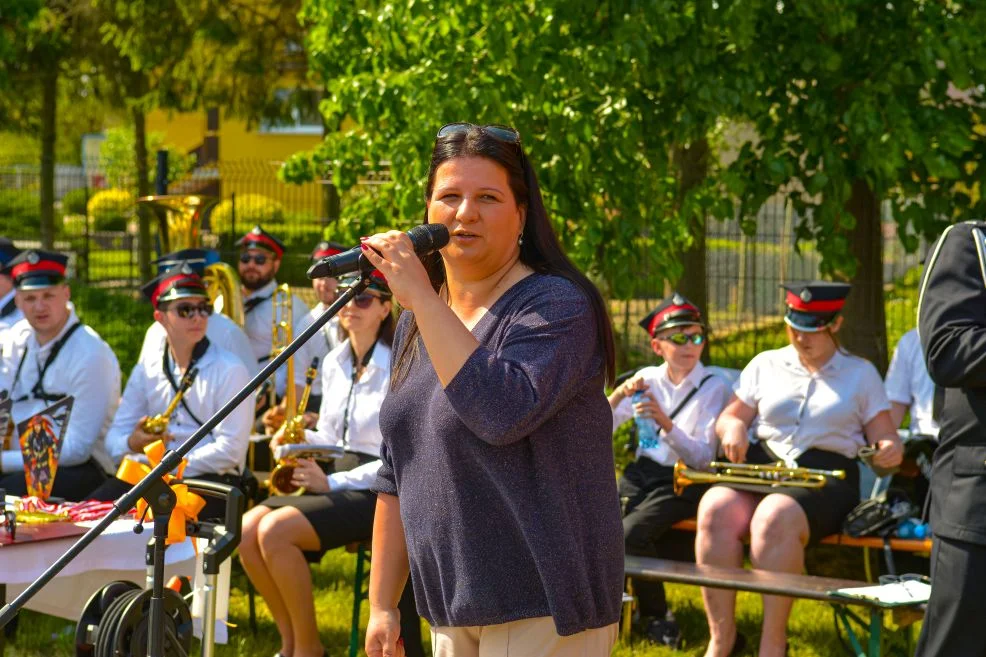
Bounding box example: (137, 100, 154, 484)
(896, 518, 930, 540)
(632, 390, 661, 451)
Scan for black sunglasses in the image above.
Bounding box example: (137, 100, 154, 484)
(239, 253, 268, 266)
(347, 293, 385, 309)
(659, 332, 706, 346)
(437, 123, 521, 144)
(171, 303, 214, 319)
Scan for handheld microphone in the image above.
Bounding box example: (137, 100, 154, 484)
(307, 224, 450, 279)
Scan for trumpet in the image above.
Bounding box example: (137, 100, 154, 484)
(672, 459, 846, 496)
(268, 358, 320, 496)
(142, 368, 198, 435)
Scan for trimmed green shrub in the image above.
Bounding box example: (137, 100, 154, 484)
(0, 189, 40, 235)
(210, 194, 284, 238)
(61, 187, 90, 215)
(88, 188, 134, 232)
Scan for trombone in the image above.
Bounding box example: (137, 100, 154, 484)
(673, 459, 846, 496)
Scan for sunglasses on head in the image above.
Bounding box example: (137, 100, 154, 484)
(239, 253, 268, 266)
(170, 302, 214, 319)
(437, 123, 521, 144)
(659, 332, 706, 346)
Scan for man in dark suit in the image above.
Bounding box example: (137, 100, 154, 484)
(916, 220, 986, 657)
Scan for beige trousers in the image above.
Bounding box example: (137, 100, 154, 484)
(430, 617, 618, 657)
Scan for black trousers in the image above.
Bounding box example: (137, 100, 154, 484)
(87, 472, 247, 521)
(0, 459, 107, 502)
(619, 456, 706, 619)
(915, 535, 986, 657)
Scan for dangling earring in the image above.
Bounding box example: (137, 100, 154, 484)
(518, 234, 524, 247)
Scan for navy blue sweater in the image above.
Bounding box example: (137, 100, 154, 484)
(374, 273, 623, 635)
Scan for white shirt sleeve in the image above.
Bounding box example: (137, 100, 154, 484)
(58, 344, 120, 467)
(733, 355, 763, 410)
(105, 362, 151, 466)
(858, 361, 893, 425)
(611, 394, 634, 432)
(662, 379, 727, 469)
(884, 339, 912, 405)
(327, 460, 382, 491)
(182, 362, 252, 475)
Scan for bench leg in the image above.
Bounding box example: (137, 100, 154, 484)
(350, 545, 368, 657)
(867, 609, 882, 657)
(620, 577, 635, 643)
(834, 607, 867, 657)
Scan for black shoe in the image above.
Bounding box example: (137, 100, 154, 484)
(643, 613, 683, 649)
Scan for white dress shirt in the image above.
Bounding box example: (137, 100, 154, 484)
(612, 361, 730, 469)
(298, 303, 341, 399)
(734, 345, 891, 460)
(303, 339, 391, 491)
(106, 340, 251, 477)
(0, 309, 120, 473)
(139, 312, 258, 377)
(0, 289, 23, 333)
(885, 328, 939, 439)
(241, 280, 312, 395)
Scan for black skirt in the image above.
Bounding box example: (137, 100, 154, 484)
(719, 442, 860, 543)
(260, 450, 378, 562)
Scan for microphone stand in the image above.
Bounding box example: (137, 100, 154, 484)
(0, 274, 373, 657)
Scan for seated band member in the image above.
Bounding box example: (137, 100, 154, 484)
(235, 225, 312, 410)
(885, 327, 939, 442)
(238, 273, 424, 657)
(0, 237, 23, 333)
(697, 282, 903, 657)
(608, 293, 729, 648)
(138, 249, 257, 376)
(90, 263, 252, 519)
(301, 241, 346, 414)
(0, 250, 119, 500)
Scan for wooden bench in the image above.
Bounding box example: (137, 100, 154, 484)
(624, 556, 926, 657)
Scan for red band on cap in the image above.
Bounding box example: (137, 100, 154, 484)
(648, 303, 699, 336)
(242, 233, 284, 257)
(11, 259, 66, 280)
(151, 274, 205, 308)
(785, 291, 845, 313)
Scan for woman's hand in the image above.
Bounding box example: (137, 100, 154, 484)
(365, 605, 405, 657)
(872, 436, 904, 469)
(720, 426, 749, 464)
(290, 458, 329, 494)
(268, 424, 287, 451)
(359, 231, 437, 312)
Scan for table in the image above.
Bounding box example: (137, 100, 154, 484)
(1, 515, 231, 649)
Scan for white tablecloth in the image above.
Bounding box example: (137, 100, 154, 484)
(1, 517, 230, 642)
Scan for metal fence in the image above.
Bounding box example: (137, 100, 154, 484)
(0, 159, 926, 374)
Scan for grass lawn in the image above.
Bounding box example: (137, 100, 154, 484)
(6, 543, 920, 656)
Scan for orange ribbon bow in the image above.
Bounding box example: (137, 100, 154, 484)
(115, 440, 206, 545)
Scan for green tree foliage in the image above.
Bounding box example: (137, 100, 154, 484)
(716, 1, 986, 367)
(281, 1, 748, 299)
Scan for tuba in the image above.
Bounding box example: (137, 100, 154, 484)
(268, 357, 321, 496)
(142, 368, 198, 435)
(672, 459, 846, 496)
(136, 194, 245, 326)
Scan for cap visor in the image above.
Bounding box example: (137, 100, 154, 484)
(784, 309, 834, 332)
(17, 275, 64, 290)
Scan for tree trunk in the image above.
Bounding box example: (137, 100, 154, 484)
(673, 138, 710, 361)
(133, 106, 152, 281)
(39, 66, 58, 250)
(841, 178, 888, 372)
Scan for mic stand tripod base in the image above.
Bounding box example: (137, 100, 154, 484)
(141, 476, 180, 657)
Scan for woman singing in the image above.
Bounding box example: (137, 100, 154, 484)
(237, 274, 423, 657)
(698, 282, 903, 657)
(361, 123, 623, 657)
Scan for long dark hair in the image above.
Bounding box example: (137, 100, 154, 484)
(392, 125, 616, 388)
